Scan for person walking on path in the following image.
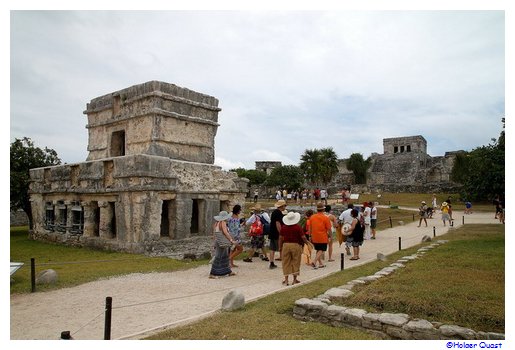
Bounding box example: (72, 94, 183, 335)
(363, 202, 372, 240)
(300, 209, 314, 265)
(347, 208, 364, 260)
(418, 201, 428, 227)
(432, 194, 437, 212)
(370, 201, 378, 239)
(253, 189, 259, 203)
(441, 202, 452, 226)
(210, 211, 236, 279)
(338, 203, 355, 255)
(243, 204, 270, 263)
(269, 199, 286, 269)
(228, 205, 244, 268)
(279, 211, 313, 285)
(309, 202, 332, 269)
(324, 205, 337, 261)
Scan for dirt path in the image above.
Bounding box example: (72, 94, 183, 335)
(10, 210, 499, 340)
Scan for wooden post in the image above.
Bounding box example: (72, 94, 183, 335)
(30, 258, 36, 293)
(104, 297, 112, 340)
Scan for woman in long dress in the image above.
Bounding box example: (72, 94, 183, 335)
(210, 211, 236, 279)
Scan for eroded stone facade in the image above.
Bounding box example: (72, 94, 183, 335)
(332, 135, 462, 193)
(29, 81, 248, 258)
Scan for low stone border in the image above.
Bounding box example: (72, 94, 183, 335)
(293, 240, 505, 340)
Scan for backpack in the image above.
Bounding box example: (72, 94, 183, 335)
(351, 217, 365, 239)
(259, 214, 271, 236)
(249, 216, 264, 236)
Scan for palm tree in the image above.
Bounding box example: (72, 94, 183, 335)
(299, 148, 339, 186)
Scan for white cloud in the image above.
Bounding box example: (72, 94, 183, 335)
(9, 10, 506, 170)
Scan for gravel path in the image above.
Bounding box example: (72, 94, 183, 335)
(10, 210, 498, 340)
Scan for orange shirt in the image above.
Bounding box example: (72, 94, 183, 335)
(309, 212, 331, 243)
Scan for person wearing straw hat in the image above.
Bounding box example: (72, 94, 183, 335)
(209, 211, 236, 279)
(243, 203, 270, 263)
(309, 202, 332, 269)
(418, 201, 428, 227)
(268, 199, 287, 269)
(279, 211, 312, 285)
(441, 202, 451, 226)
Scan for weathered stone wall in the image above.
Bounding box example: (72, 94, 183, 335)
(29, 81, 248, 258)
(85, 81, 220, 164)
(29, 154, 248, 257)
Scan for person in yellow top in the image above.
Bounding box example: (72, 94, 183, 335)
(308, 203, 332, 269)
(441, 202, 452, 226)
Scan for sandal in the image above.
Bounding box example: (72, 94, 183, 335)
(328, 259, 335, 262)
(293, 280, 301, 284)
(350, 257, 359, 260)
(318, 264, 326, 268)
(282, 280, 289, 286)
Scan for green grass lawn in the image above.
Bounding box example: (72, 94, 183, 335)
(341, 224, 505, 333)
(250, 192, 493, 212)
(146, 224, 504, 339)
(10, 226, 208, 294)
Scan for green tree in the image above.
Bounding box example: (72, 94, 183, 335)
(231, 168, 268, 186)
(10, 137, 61, 229)
(452, 118, 505, 201)
(265, 165, 303, 191)
(346, 153, 371, 184)
(299, 147, 339, 186)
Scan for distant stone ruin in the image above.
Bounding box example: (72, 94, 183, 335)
(29, 81, 248, 258)
(334, 135, 462, 193)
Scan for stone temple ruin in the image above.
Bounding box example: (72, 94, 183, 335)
(252, 136, 461, 195)
(29, 81, 248, 258)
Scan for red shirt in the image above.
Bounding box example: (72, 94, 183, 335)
(280, 224, 304, 245)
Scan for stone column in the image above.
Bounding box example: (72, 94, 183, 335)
(174, 197, 192, 240)
(98, 201, 114, 239)
(82, 201, 97, 237)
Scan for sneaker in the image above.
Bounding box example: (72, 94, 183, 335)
(243, 258, 252, 262)
(261, 256, 269, 261)
(269, 262, 277, 269)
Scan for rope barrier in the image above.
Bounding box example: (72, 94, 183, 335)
(71, 311, 104, 337)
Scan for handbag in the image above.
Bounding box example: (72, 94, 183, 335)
(214, 231, 232, 248)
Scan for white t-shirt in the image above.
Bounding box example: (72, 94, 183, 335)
(370, 207, 377, 220)
(364, 207, 372, 224)
(339, 208, 354, 224)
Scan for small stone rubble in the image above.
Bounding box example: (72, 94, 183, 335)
(292, 240, 505, 340)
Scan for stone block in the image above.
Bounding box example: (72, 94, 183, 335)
(421, 235, 432, 242)
(362, 313, 383, 331)
(325, 288, 354, 301)
(439, 325, 477, 340)
(342, 308, 367, 326)
(221, 290, 245, 311)
(376, 252, 388, 261)
(379, 313, 410, 327)
(35, 269, 58, 285)
(385, 325, 413, 339)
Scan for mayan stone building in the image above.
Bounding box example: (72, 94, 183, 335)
(334, 135, 462, 193)
(29, 81, 248, 258)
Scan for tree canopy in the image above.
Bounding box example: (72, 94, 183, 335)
(10, 137, 61, 228)
(346, 153, 371, 184)
(230, 168, 268, 186)
(265, 165, 303, 191)
(451, 118, 505, 201)
(299, 147, 339, 186)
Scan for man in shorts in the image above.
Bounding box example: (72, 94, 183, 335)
(309, 202, 332, 269)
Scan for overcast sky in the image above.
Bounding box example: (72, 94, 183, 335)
(10, 10, 505, 170)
